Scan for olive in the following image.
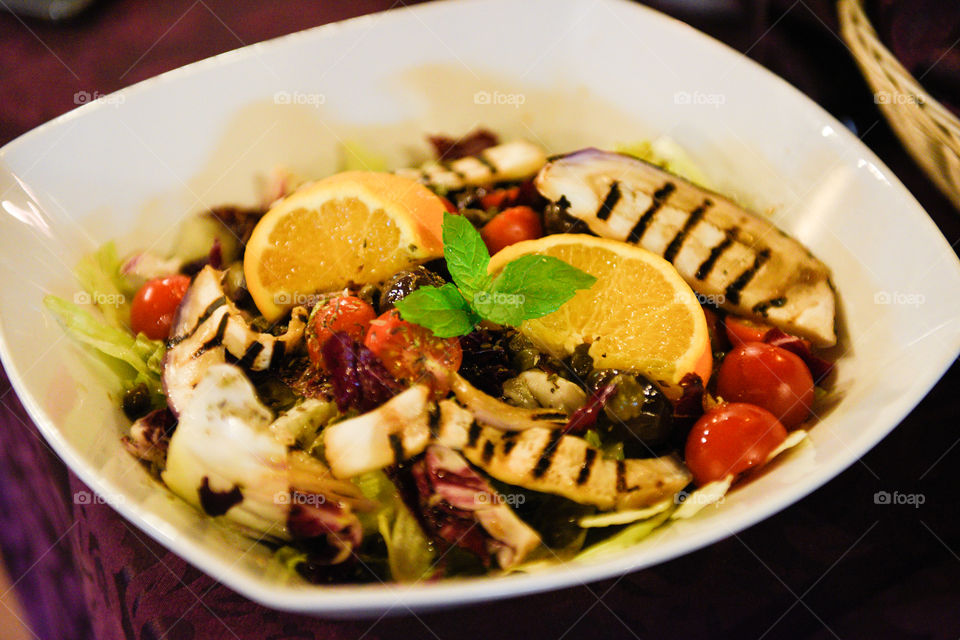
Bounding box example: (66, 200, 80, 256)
(122, 383, 152, 420)
(587, 369, 674, 454)
(379, 266, 447, 311)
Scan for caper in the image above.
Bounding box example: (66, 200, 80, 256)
(461, 208, 497, 227)
(587, 369, 674, 454)
(508, 333, 535, 353)
(513, 348, 540, 371)
(566, 343, 593, 380)
(122, 383, 151, 420)
(356, 283, 380, 312)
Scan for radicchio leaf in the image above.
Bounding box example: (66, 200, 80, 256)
(321, 332, 404, 412)
(428, 129, 499, 161)
(565, 384, 616, 435)
(763, 328, 835, 383)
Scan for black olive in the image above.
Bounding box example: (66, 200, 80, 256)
(356, 283, 381, 312)
(379, 266, 447, 311)
(587, 369, 673, 455)
(122, 383, 152, 420)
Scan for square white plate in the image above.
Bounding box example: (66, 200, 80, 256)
(1, 0, 958, 617)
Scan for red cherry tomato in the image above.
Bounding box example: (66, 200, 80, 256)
(685, 403, 788, 486)
(306, 295, 376, 372)
(130, 275, 192, 340)
(480, 206, 543, 255)
(716, 342, 814, 429)
(724, 315, 773, 346)
(363, 309, 462, 397)
(480, 186, 520, 211)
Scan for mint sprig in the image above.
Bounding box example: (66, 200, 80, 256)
(394, 212, 596, 337)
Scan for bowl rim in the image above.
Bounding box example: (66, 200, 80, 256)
(1, 0, 959, 615)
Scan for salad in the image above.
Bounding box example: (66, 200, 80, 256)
(47, 129, 837, 584)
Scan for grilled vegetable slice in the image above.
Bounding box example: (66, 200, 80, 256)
(323, 385, 433, 479)
(535, 149, 836, 346)
(395, 140, 547, 192)
(435, 400, 690, 510)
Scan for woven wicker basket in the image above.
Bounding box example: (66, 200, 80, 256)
(838, 0, 960, 210)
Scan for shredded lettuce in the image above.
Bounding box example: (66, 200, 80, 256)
(353, 470, 435, 582)
(45, 243, 167, 408)
(574, 507, 674, 562)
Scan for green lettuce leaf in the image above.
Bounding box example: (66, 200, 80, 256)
(574, 507, 673, 562)
(74, 241, 134, 328)
(44, 295, 165, 407)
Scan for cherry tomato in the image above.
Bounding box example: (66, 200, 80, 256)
(685, 403, 788, 486)
(724, 315, 773, 346)
(130, 275, 192, 340)
(480, 206, 543, 255)
(716, 342, 814, 429)
(306, 295, 376, 372)
(480, 186, 520, 211)
(363, 309, 462, 396)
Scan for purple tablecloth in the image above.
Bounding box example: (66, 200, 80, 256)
(1, 1, 958, 638)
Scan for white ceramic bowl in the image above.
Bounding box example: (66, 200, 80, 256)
(1, 0, 958, 617)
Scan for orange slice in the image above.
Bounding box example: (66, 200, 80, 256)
(244, 171, 446, 320)
(487, 234, 712, 399)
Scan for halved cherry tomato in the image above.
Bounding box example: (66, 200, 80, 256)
(480, 186, 520, 211)
(130, 274, 192, 340)
(684, 403, 788, 486)
(724, 315, 773, 346)
(716, 342, 814, 429)
(363, 309, 462, 397)
(306, 295, 376, 372)
(480, 206, 543, 255)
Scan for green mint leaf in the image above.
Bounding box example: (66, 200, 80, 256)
(442, 212, 492, 301)
(394, 283, 480, 337)
(484, 254, 596, 324)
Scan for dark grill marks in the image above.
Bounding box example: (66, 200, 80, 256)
(388, 434, 404, 464)
(501, 431, 519, 455)
(595, 181, 621, 221)
(168, 296, 226, 346)
(532, 429, 564, 479)
(475, 153, 497, 173)
(237, 341, 264, 369)
(195, 313, 229, 357)
(627, 182, 675, 243)
(481, 440, 496, 465)
(576, 448, 597, 485)
(725, 248, 771, 306)
(467, 422, 482, 449)
(268, 340, 286, 369)
(532, 410, 567, 421)
(615, 460, 628, 492)
(663, 198, 711, 263)
(695, 230, 735, 280)
(752, 297, 786, 317)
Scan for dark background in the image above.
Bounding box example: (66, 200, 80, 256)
(0, 1, 958, 638)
